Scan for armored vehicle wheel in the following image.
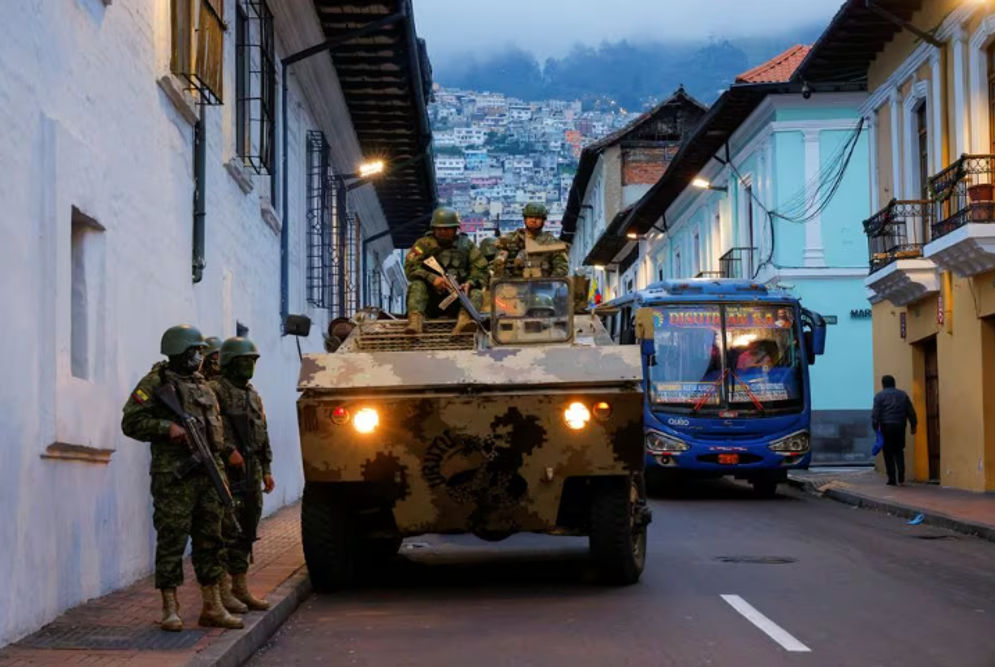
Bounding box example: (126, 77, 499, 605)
(359, 536, 403, 561)
(301, 483, 355, 592)
(589, 475, 648, 585)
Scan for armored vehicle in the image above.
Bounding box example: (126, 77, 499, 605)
(296, 277, 649, 589)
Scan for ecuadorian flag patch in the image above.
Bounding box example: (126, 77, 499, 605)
(132, 388, 150, 404)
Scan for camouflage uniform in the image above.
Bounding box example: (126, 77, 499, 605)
(404, 231, 488, 316)
(121, 362, 232, 589)
(211, 376, 272, 575)
(492, 228, 570, 279)
(201, 337, 222, 380)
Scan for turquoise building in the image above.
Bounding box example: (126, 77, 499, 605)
(584, 47, 875, 461)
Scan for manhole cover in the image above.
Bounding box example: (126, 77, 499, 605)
(19, 624, 206, 650)
(716, 556, 797, 564)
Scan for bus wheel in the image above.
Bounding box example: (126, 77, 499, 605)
(589, 475, 649, 585)
(751, 479, 779, 498)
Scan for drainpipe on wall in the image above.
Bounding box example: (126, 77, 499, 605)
(192, 104, 207, 283)
(941, 270, 954, 335)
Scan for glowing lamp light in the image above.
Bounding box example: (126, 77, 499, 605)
(564, 402, 591, 430)
(626, 232, 639, 240)
(358, 160, 385, 178)
(592, 401, 612, 420)
(353, 408, 380, 434)
(593, 264, 606, 271)
(692, 178, 711, 189)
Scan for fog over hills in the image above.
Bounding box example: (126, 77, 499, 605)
(432, 26, 823, 110)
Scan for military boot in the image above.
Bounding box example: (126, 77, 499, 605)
(198, 583, 244, 629)
(232, 573, 270, 611)
(404, 312, 424, 335)
(160, 588, 183, 632)
(219, 572, 248, 614)
(452, 309, 476, 334)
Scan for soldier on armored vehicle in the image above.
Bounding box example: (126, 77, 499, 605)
(403, 207, 489, 336)
(492, 202, 569, 279)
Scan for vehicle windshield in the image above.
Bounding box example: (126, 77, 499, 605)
(491, 279, 572, 344)
(647, 303, 803, 414)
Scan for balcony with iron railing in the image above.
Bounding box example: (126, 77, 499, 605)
(862, 199, 931, 272)
(718, 247, 755, 280)
(923, 154, 995, 277)
(862, 199, 938, 306)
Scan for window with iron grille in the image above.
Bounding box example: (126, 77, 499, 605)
(344, 210, 361, 315)
(235, 0, 276, 174)
(171, 0, 225, 105)
(306, 131, 332, 308)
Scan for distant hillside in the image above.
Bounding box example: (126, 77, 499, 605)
(433, 27, 822, 110)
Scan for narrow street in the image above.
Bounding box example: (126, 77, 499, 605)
(249, 482, 995, 667)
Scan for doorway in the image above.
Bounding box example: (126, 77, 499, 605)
(921, 337, 941, 482)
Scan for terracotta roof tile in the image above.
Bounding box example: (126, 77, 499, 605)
(735, 44, 812, 84)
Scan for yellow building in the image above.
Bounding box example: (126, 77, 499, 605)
(800, 0, 995, 492)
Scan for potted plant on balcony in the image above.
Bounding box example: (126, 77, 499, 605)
(968, 181, 994, 222)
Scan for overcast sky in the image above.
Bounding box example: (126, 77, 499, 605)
(413, 0, 844, 63)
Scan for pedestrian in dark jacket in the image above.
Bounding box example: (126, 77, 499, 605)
(871, 375, 918, 486)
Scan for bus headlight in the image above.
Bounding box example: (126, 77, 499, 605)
(646, 430, 689, 454)
(353, 408, 380, 434)
(768, 430, 810, 453)
(564, 402, 591, 430)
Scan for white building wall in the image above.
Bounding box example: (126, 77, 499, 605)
(0, 1, 396, 645)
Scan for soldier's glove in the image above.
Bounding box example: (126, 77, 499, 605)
(514, 250, 527, 269)
(432, 276, 448, 292)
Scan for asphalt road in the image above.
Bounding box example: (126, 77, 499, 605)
(250, 480, 995, 667)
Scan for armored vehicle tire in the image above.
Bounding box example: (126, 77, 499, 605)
(301, 483, 355, 592)
(589, 475, 647, 585)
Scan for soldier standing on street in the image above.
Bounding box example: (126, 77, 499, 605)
(492, 203, 570, 279)
(121, 325, 243, 632)
(211, 337, 274, 613)
(201, 336, 222, 380)
(404, 207, 488, 335)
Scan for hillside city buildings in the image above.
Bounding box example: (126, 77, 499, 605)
(429, 85, 634, 243)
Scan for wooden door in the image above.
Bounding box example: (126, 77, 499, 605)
(923, 338, 941, 481)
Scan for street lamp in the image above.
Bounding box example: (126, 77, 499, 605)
(358, 159, 385, 179)
(692, 177, 727, 193)
(626, 232, 640, 240)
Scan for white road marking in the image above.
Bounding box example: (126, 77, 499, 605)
(720, 594, 812, 653)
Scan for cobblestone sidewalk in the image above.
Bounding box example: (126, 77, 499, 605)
(0, 502, 306, 666)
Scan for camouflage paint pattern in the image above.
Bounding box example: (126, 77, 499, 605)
(297, 315, 643, 537)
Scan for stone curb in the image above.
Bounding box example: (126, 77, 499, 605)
(788, 476, 995, 544)
(183, 567, 312, 667)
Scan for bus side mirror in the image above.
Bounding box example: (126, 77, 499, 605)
(804, 331, 816, 365)
(801, 308, 827, 363)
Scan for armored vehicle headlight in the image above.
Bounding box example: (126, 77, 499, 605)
(768, 430, 810, 453)
(592, 401, 612, 420)
(564, 402, 591, 430)
(353, 408, 379, 434)
(645, 430, 689, 454)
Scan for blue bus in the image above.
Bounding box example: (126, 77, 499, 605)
(599, 279, 827, 496)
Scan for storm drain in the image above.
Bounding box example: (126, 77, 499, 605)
(19, 624, 205, 650)
(715, 556, 797, 564)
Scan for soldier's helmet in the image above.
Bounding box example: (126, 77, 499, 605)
(430, 207, 461, 228)
(527, 293, 557, 318)
(522, 202, 548, 219)
(220, 337, 260, 367)
(160, 325, 207, 356)
(203, 336, 223, 356)
(479, 237, 498, 260)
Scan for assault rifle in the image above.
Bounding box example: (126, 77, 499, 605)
(154, 384, 242, 536)
(423, 256, 485, 329)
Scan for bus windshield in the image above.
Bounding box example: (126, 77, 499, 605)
(647, 304, 803, 414)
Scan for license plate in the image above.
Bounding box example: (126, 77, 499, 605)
(718, 453, 739, 465)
